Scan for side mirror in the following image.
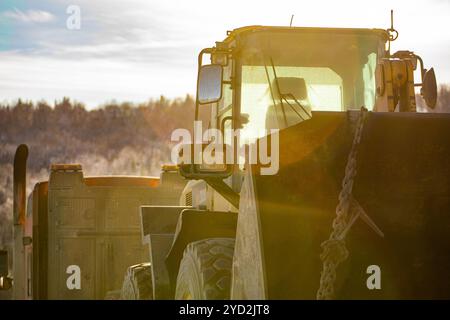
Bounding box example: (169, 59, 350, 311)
(197, 64, 223, 105)
(421, 68, 437, 109)
(0, 250, 12, 290)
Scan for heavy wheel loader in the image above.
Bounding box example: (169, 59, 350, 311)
(1, 23, 448, 300)
(172, 25, 447, 300)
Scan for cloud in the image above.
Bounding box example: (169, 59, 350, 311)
(2, 8, 55, 23)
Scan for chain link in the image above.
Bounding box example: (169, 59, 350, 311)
(316, 108, 368, 300)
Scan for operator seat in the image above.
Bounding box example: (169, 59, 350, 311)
(265, 77, 312, 130)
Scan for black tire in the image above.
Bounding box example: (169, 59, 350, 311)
(175, 238, 235, 300)
(120, 262, 152, 300)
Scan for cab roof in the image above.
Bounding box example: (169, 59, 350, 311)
(221, 25, 389, 45)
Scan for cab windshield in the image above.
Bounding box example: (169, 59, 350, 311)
(238, 30, 384, 142)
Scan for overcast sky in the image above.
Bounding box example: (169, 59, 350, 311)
(0, 0, 449, 108)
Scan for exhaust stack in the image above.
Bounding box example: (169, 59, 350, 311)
(12, 144, 28, 298)
(13, 144, 28, 226)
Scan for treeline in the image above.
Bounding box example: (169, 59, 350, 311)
(0, 95, 195, 172)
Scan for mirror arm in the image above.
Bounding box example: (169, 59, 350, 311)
(204, 178, 240, 209)
(413, 54, 427, 87)
(220, 116, 233, 133)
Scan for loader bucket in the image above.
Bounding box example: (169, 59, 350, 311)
(249, 111, 450, 299)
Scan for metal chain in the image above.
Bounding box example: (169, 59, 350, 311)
(316, 108, 368, 300)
